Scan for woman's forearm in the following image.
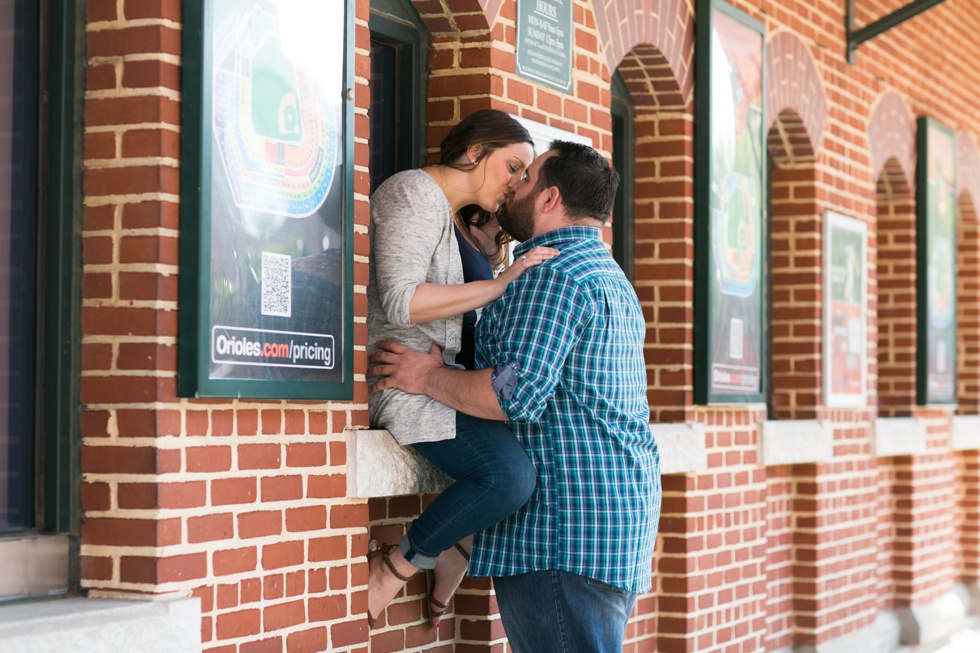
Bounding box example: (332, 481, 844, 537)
(407, 280, 505, 324)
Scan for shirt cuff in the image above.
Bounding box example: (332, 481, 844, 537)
(491, 362, 519, 401)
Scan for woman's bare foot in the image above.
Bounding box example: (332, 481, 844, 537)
(367, 542, 417, 628)
(427, 536, 472, 627)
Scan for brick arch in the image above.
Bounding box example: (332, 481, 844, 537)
(616, 45, 685, 110)
(410, 0, 492, 36)
(768, 109, 816, 166)
(957, 132, 980, 213)
(765, 31, 826, 157)
(592, 0, 693, 110)
(867, 91, 915, 191)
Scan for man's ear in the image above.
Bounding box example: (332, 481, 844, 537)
(539, 186, 561, 213)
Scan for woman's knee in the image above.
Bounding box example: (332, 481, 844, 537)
(495, 451, 536, 508)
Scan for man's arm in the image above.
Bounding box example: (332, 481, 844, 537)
(368, 340, 506, 420)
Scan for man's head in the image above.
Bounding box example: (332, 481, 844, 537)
(496, 140, 620, 241)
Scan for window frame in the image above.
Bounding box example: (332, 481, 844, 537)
(369, 0, 429, 189)
(0, 0, 82, 601)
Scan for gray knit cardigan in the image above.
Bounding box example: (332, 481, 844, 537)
(367, 169, 463, 445)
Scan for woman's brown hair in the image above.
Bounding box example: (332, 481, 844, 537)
(438, 109, 533, 170)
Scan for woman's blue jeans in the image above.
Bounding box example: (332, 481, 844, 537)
(398, 412, 536, 569)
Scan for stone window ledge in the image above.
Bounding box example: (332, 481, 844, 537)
(873, 417, 927, 457)
(952, 415, 980, 451)
(347, 423, 708, 498)
(759, 420, 834, 466)
(0, 596, 200, 653)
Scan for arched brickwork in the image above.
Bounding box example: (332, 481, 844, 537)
(411, 0, 490, 36)
(867, 91, 915, 192)
(592, 0, 694, 110)
(765, 31, 827, 161)
(957, 132, 980, 207)
(617, 45, 686, 111)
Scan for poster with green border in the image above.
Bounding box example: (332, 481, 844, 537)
(916, 117, 957, 405)
(178, 0, 354, 400)
(694, 0, 767, 404)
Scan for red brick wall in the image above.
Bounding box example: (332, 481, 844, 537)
(74, 0, 980, 652)
(80, 0, 371, 651)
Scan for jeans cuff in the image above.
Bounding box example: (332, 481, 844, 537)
(400, 533, 438, 570)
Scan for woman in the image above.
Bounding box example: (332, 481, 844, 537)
(365, 110, 555, 628)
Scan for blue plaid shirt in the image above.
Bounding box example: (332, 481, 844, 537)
(470, 226, 661, 593)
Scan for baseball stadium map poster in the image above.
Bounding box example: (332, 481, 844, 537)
(916, 117, 957, 405)
(694, 0, 767, 404)
(178, 0, 354, 399)
(823, 211, 868, 408)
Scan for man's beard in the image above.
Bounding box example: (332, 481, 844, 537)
(496, 191, 536, 242)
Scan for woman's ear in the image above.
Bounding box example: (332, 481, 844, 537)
(467, 144, 483, 165)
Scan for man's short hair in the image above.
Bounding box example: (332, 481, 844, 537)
(535, 140, 620, 222)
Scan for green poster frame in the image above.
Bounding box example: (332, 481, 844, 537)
(915, 117, 957, 405)
(694, 0, 768, 404)
(178, 0, 355, 400)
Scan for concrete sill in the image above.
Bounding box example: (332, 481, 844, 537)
(0, 596, 201, 653)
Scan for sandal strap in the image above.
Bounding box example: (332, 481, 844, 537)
(429, 595, 449, 612)
(454, 542, 470, 562)
(381, 544, 413, 583)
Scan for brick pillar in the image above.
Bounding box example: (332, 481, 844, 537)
(768, 162, 820, 419)
(792, 423, 880, 647)
(958, 450, 980, 585)
(657, 408, 768, 653)
(875, 165, 916, 417)
(958, 196, 980, 413)
(633, 109, 695, 424)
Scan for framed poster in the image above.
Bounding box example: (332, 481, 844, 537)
(178, 0, 354, 399)
(916, 117, 957, 405)
(694, 0, 767, 404)
(823, 211, 868, 407)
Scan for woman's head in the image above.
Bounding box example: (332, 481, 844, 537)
(439, 109, 533, 169)
(438, 110, 535, 213)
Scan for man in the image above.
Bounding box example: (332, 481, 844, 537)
(369, 141, 661, 652)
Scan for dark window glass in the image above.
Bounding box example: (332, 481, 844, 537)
(611, 72, 635, 283)
(370, 38, 399, 194)
(0, 0, 40, 533)
(369, 0, 427, 193)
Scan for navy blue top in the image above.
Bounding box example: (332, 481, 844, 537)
(454, 224, 494, 369)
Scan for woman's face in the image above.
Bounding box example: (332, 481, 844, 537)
(471, 142, 535, 212)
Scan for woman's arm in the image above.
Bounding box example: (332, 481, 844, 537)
(407, 245, 557, 323)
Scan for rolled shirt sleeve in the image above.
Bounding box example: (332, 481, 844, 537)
(479, 265, 591, 423)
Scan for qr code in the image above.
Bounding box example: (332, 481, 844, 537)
(261, 252, 292, 317)
(729, 317, 744, 360)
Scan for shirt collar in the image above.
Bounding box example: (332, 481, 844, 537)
(513, 226, 602, 255)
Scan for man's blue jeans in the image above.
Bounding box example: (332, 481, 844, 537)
(399, 412, 536, 569)
(493, 570, 637, 653)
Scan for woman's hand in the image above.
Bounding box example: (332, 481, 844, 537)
(496, 246, 559, 286)
(468, 215, 503, 257)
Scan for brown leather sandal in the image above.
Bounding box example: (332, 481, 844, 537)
(366, 541, 413, 629)
(426, 542, 470, 628)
